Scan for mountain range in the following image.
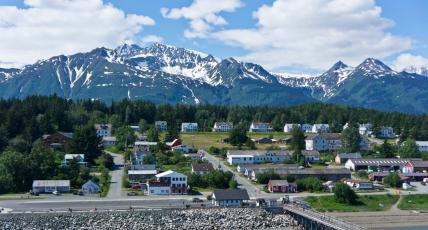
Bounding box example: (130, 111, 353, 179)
(1, 43, 428, 113)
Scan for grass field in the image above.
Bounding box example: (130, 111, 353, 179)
(398, 194, 428, 210)
(180, 132, 290, 150)
(305, 194, 399, 212)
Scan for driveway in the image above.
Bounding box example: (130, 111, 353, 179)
(105, 152, 125, 199)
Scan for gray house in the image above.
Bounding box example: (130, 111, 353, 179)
(211, 189, 250, 207)
(81, 180, 100, 193)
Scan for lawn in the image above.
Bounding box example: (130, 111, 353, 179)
(180, 132, 290, 150)
(162, 163, 191, 174)
(305, 194, 399, 212)
(398, 194, 428, 210)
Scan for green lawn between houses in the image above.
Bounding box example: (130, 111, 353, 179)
(305, 195, 399, 212)
(398, 194, 428, 210)
(180, 132, 290, 150)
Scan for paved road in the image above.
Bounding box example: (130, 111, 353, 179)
(105, 152, 125, 199)
(202, 150, 269, 199)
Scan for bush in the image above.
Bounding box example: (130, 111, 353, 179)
(355, 170, 368, 179)
(334, 182, 358, 204)
(383, 172, 401, 188)
(296, 177, 324, 192)
(256, 170, 280, 184)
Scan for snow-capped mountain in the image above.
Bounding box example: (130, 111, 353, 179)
(403, 66, 428, 77)
(1, 43, 428, 113)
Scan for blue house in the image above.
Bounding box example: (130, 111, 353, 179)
(81, 180, 100, 193)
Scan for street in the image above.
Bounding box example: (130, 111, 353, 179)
(105, 152, 125, 199)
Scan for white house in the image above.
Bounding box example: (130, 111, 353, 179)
(211, 189, 250, 207)
(155, 170, 188, 194)
(283, 124, 300, 133)
(212, 122, 233, 132)
(249, 122, 273, 133)
(32, 180, 70, 193)
(305, 134, 368, 152)
(134, 141, 157, 153)
(379, 127, 395, 138)
(102, 136, 116, 148)
(301, 124, 313, 133)
(94, 124, 112, 138)
(359, 124, 373, 136)
(416, 141, 428, 152)
(181, 123, 198, 132)
(81, 180, 100, 193)
(155, 121, 167, 131)
(146, 181, 171, 195)
(311, 124, 330, 133)
(172, 145, 194, 154)
(227, 150, 292, 165)
(63, 154, 87, 166)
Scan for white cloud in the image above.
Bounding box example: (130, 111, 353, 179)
(140, 35, 164, 45)
(161, 0, 243, 38)
(0, 0, 155, 66)
(392, 53, 428, 71)
(211, 0, 413, 70)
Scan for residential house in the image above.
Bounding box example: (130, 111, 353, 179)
(154, 170, 188, 194)
(166, 139, 182, 148)
(284, 124, 300, 133)
(94, 124, 112, 137)
(268, 180, 297, 193)
(301, 124, 313, 133)
(42, 132, 73, 149)
(102, 136, 116, 148)
(146, 181, 171, 195)
(360, 136, 370, 151)
(305, 133, 342, 151)
(301, 150, 321, 163)
(359, 124, 373, 136)
(335, 153, 362, 164)
(155, 121, 167, 131)
(134, 141, 157, 153)
(379, 127, 395, 139)
(249, 122, 273, 133)
(416, 141, 428, 152)
(311, 124, 330, 133)
(32, 180, 70, 193)
(172, 145, 195, 154)
(226, 150, 292, 165)
(191, 163, 214, 175)
(81, 180, 100, 193)
(128, 169, 158, 183)
(63, 154, 87, 166)
(344, 158, 415, 171)
(342, 179, 374, 190)
(211, 189, 250, 207)
(181, 123, 198, 132)
(212, 122, 233, 132)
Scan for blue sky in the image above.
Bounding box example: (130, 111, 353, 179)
(0, 0, 427, 72)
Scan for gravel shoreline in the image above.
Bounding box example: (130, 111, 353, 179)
(0, 208, 297, 230)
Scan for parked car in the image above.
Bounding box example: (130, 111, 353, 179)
(192, 197, 203, 203)
(52, 191, 60, 195)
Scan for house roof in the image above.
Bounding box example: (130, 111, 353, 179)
(227, 150, 293, 156)
(338, 153, 362, 159)
(269, 179, 290, 186)
(239, 163, 298, 171)
(416, 141, 428, 146)
(214, 122, 233, 126)
(64, 154, 84, 160)
(33, 180, 70, 187)
(191, 163, 214, 172)
(411, 161, 428, 168)
(348, 158, 418, 166)
(130, 164, 156, 170)
(155, 170, 186, 178)
(95, 124, 112, 129)
(128, 170, 158, 175)
(102, 136, 116, 141)
(301, 150, 320, 157)
(82, 180, 99, 188)
(134, 141, 158, 146)
(257, 168, 351, 176)
(58, 132, 73, 139)
(212, 189, 250, 201)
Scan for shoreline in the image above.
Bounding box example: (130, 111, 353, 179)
(329, 210, 428, 229)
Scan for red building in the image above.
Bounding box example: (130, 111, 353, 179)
(268, 179, 297, 193)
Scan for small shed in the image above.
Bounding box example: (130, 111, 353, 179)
(81, 180, 100, 193)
